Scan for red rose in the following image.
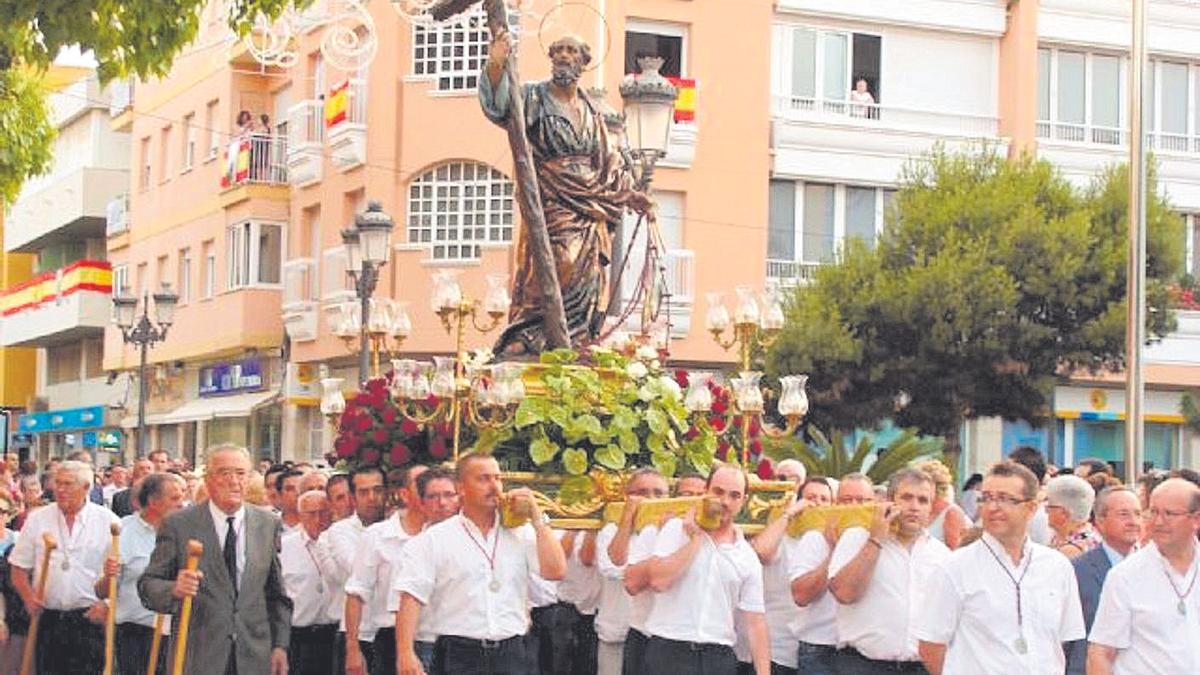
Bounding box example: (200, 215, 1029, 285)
(712, 399, 728, 415)
(750, 438, 763, 455)
(709, 416, 726, 433)
(731, 416, 743, 430)
(674, 369, 690, 388)
(748, 417, 762, 436)
(425, 394, 440, 407)
(401, 419, 421, 435)
(684, 427, 699, 441)
(373, 429, 389, 444)
(756, 459, 773, 480)
(334, 439, 353, 458)
(716, 440, 730, 460)
(390, 443, 410, 466)
(429, 437, 449, 459)
(382, 407, 398, 425)
(355, 414, 372, 432)
(362, 448, 381, 464)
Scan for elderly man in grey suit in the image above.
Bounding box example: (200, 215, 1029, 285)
(1064, 486, 1142, 674)
(139, 444, 292, 674)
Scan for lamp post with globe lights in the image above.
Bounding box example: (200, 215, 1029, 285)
(112, 284, 178, 457)
(340, 201, 396, 384)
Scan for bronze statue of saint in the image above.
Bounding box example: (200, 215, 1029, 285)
(480, 30, 654, 355)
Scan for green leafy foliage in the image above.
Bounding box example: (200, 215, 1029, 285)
(0, 69, 54, 205)
(769, 149, 1182, 445)
(766, 426, 943, 483)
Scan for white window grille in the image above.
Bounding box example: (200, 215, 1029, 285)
(407, 162, 514, 260)
(412, 9, 490, 91)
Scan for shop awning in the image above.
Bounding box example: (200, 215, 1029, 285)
(121, 390, 280, 428)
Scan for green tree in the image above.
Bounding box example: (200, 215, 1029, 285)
(0, 0, 304, 204)
(768, 150, 1183, 463)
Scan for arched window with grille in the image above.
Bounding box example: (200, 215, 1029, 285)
(407, 161, 515, 260)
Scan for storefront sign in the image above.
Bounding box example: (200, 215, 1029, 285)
(285, 362, 320, 406)
(200, 359, 265, 397)
(18, 405, 106, 433)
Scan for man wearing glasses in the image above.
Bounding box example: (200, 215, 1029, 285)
(914, 461, 1084, 675)
(1086, 478, 1200, 673)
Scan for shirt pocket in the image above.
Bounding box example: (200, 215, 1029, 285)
(1028, 587, 1064, 638)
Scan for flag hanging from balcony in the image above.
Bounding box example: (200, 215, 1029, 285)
(325, 80, 349, 128)
(669, 77, 696, 123)
(221, 139, 251, 188)
(0, 261, 112, 317)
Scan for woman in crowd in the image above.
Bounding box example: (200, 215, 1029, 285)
(916, 459, 968, 548)
(1045, 474, 1100, 558)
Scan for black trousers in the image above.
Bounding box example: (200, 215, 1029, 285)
(620, 628, 649, 675)
(736, 661, 798, 675)
(834, 647, 929, 674)
(432, 635, 526, 675)
(289, 623, 338, 675)
(117, 622, 165, 675)
(527, 602, 577, 675)
(37, 608, 103, 675)
(372, 627, 397, 675)
(571, 611, 598, 675)
(643, 636, 737, 675)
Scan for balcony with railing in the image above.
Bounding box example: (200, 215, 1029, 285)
(765, 258, 822, 287)
(0, 260, 113, 347)
(328, 78, 367, 171)
(5, 165, 130, 253)
(1036, 121, 1200, 154)
(286, 100, 324, 187)
(105, 193, 129, 236)
(282, 258, 318, 341)
(775, 95, 1000, 138)
(220, 135, 289, 189)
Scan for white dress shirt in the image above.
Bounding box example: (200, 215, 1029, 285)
(762, 546, 802, 667)
(913, 532, 1085, 675)
(280, 528, 336, 627)
(625, 524, 659, 634)
(594, 522, 632, 643)
(116, 513, 171, 629)
(643, 518, 765, 647)
(346, 514, 418, 641)
(1088, 541, 1200, 674)
(207, 501, 246, 590)
(783, 529, 838, 645)
(829, 527, 950, 661)
(11, 502, 119, 610)
(316, 513, 365, 627)
(393, 513, 543, 641)
(556, 530, 602, 615)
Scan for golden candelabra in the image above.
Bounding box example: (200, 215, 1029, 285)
(333, 298, 411, 378)
(692, 286, 809, 463)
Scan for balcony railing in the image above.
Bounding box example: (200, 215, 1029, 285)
(288, 100, 324, 147)
(221, 135, 288, 188)
(773, 95, 999, 138)
(766, 259, 822, 286)
(0, 260, 113, 347)
(1036, 121, 1200, 154)
(663, 249, 695, 305)
(106, 193, 129, 236)
(109, 79, 133, 117)
(282, 258, 316, 309)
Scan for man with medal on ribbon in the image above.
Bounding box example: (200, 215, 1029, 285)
(280, 489, 336, 675)
(825, 468, 950, 674)
(915, 461, 1085, 675)
(1087, 478, 1200, 673)
(98, 471, 187, 675)
(394, 453, 567, 675)
(9, 460, 119, 674)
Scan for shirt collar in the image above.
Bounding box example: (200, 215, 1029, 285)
(208, 500, 245, 526)
(980, 531, 1032, 568)
(1101, 541, 1128, 566)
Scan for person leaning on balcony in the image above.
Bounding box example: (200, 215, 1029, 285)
(849, 78, 875, 118)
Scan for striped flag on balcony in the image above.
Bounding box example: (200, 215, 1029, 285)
(0, 261, 112, 317)
(325, 80, 349, 128)
(668, 77, 696, 123)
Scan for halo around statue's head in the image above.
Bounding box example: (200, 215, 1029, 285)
(537, 1, 611, 73)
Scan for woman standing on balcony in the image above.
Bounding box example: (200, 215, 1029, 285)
(849, 78, 875, 118)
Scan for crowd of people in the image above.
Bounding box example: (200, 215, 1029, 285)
(0, 442, 1194, 675)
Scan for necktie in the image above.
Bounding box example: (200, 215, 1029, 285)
(224, 516, 238, 595)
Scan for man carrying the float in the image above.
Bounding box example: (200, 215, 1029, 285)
(642, 464, 770, 675)
(394, 453, 566, 675)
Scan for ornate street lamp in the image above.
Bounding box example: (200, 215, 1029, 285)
(620, 55, 679, 189)
(112, 283, 179, 457)
(341, 201, 395, 384)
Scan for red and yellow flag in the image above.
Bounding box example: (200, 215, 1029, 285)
(669, 77, 697, 123)
(325, 80, 349, 128)
(0, 261, 112, 317)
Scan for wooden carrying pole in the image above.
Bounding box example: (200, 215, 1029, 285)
(20, 532, 57, 675)
(104, 522, 121, 675)
(171, 540, 203, 675)
(147, 614, 165, 675)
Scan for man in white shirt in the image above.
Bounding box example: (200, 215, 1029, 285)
(828, 468, 949, 673)
(345, 464, 427, 675)
(594, 468, 668, 675)
(389, 467, 460, 672)
(316, 464, 388, 673)
(98, 472, 185, 675)
(1087, 478, 1200, 674)
(643, 464, 770, 675)
(746, 464, 813, 675)
(281, 490, 335, 675)
(784, 473, 872, 675)
(618, 507, 667, 674)
(276, 468, 305, 534)
(395, 453, 566, 675)
(915, 460, 1084, 675)
(10, 460, 119, 674)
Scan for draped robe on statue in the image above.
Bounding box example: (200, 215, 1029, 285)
(480, 74, 638, 354)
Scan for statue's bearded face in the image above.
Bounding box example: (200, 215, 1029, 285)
(548, 39, 587, 87)
(552, 59, 583, 87)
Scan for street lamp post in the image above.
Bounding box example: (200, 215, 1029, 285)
(343, 201, 395, 384)
(112, 284, 178, 458)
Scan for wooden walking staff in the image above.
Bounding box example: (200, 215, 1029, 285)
(172, 540, 203, 675)
(19, 532, 57, 675)
(104, 522, 121, 675)
(146, 613, 165, 675)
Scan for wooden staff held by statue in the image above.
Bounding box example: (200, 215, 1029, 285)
(19, 532, 57, 675)
(171, 540, 203, 675)
(103, 522, 121, 675)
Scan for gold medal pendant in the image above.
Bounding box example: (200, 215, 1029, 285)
(1014, 637, 1027, 654)
(61, 559, 70, 571)
(488, 579, 501, 592)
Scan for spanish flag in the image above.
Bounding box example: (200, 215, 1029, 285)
(669, 77, 696, 123)
(0, 261, 112, 317)
(326, 80, 349, 128)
